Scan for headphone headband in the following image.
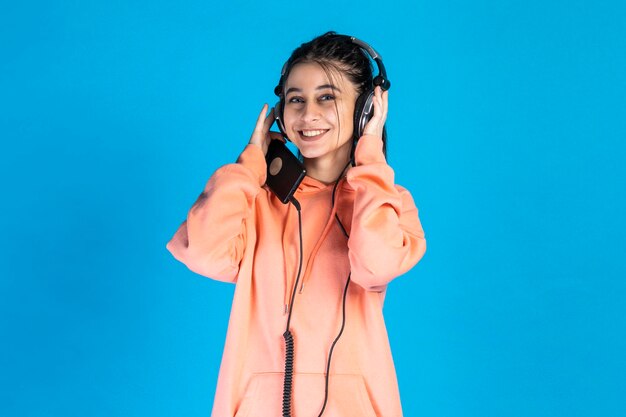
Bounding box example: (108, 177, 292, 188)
(349, 36, 380, 60)
(274, 35, 390, 97)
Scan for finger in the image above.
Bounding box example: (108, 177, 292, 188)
(254, 104, 269, 132)
(381, 91, 389, 118)
(262, 107, 275, 132)
(373, 94, 386, 125)
(375, 88, 386, 111)
(371, 93, 382, 121)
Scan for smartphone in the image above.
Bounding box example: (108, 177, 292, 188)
(265, 139, 306, 204)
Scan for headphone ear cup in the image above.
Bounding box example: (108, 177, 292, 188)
(353, 89, 375, 139)
(274, 99, 290, 141)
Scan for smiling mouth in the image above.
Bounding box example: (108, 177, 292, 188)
(298, 129, 330, 141)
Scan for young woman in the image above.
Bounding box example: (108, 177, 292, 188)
(166, 31, 427, 417)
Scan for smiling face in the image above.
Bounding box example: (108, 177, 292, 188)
(282, 61, 358, 173)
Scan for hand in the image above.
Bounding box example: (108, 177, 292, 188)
(362, 86, 388, 138)
(249, 104, 285, 155)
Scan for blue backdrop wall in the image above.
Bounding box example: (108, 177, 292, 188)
(1, 1, 625, 416)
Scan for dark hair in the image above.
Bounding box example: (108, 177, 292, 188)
(277, 31, 388, 159)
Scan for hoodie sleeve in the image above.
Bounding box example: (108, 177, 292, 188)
(345, 134, 427, 292)
(165, 144, 267, 283)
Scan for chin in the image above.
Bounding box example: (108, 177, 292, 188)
(291, 138, 328, 158)
(297, 146, 326, 160)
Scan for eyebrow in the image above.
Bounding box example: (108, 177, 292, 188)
(284, 84, 342, 95)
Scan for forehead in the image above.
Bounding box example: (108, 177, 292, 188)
(284, 62, 354, 92)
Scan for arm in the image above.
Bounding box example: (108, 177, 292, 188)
(165, 144, 267, 282)
(166, 104, 282, 282)
(346, 134, 427, 291)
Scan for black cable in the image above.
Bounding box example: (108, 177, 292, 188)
(317, 171, 352, 417)
(282, 161, 352, 417)
(317, 271, 351, 416)
(282, 196, 302, 417)
(331, 171, 350, 240)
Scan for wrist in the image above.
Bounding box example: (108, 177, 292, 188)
(354, 134, 386, 165)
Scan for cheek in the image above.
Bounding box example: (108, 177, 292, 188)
(338, 104, 355, 132)
(338, 99, 354, 120)
(282, 109, 296, 131)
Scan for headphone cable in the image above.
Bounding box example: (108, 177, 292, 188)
(282, 196, 302, 417)
(282, 161, 352, 417)
(316, 168, 351, 417)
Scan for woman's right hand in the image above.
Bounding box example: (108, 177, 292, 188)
(249, 104, 285, 155)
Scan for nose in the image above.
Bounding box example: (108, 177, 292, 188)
(300, 101, 321, 123)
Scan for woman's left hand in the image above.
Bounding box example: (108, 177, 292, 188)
(361, 86, 388, 138)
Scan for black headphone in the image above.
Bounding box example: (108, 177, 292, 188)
(273, 35, 390, 145)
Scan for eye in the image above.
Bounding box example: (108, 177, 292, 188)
(287, 96, 304, 104)
(319, 94, 335, 101)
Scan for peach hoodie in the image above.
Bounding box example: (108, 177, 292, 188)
(166, 134, 426, 417)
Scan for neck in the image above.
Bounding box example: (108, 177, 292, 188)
(303, 141, 352, 184)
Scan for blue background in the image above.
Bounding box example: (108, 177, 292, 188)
(1, 1, 625, 416)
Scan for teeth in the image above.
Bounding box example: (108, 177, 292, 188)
(301, 129, 327, 137)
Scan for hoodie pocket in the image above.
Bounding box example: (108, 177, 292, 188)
(234, 371, 377, 417)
